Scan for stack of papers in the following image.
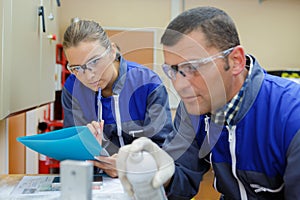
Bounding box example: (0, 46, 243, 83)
(17, 126, 102, 161)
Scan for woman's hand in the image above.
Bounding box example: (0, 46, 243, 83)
(91, 154, 118, 178)
(87, 121, 118, 177)
(87, 120, 104, 145)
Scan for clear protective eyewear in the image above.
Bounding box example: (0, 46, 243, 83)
(67, 46, 111, 74)
(162, 47, 235, 80)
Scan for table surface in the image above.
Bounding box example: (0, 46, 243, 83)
(0, 174, 131, 200)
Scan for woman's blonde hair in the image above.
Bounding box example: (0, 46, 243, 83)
(63, 20, 110, 49)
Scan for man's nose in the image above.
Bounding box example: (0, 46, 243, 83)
(173, 72, 191, 92)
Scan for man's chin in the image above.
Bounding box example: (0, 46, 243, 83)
(184, 103, 206, 115)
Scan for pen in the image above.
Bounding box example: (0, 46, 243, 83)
(96, 88, 105, 174)
(97, 88, 102, 122)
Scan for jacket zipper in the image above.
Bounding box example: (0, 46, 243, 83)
(113, 94, 125, 146)
(227, 125, 248, 200)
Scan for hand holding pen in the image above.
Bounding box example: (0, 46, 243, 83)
(87, 120, 118, 177)
(87, 88, 103, 144)
(87, 120, 104, 146)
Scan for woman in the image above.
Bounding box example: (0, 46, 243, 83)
(62, 20, 173, 177)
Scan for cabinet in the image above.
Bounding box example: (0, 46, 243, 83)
(0, 0, 58, 120)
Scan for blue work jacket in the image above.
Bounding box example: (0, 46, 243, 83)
(62, 56, 173, 154)
(164, 55, 300, 200)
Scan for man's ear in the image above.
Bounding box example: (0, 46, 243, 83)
(228, 45, 246, 76)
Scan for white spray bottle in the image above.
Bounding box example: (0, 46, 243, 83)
(126, 151, 168, 200)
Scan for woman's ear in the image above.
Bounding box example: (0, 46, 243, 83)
(228, 45, 246, 76)
(110, 43, 117, 54)
(111, 43, 121, 52)
(110, 43, 121, 61)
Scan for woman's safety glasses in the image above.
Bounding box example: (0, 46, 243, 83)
(67, 46, 111, 74)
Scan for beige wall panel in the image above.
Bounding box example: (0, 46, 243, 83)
(57, 0, 171, 42)
(185, 0, 300, 70)
(106, 29, 154, 69)
(8, 113, 26, 174)
(0, 120, 8, 174)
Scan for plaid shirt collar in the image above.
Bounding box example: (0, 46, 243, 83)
(211, 55, 253, 127)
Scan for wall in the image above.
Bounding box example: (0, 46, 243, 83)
(185, 0, 300, 70)
(57, 0, 171, 39)
(8, 114, 26, 174)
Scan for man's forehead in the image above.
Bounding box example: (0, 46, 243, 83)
(163, 31, 210, 58)
(163, 44, 209, 61)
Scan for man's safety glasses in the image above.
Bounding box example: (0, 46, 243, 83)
(162, 47, 234, 80)
(67, 46, 111, 74)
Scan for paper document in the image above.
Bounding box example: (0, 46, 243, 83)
(8, 176, 129, 200)
(11, 176, 59, 196)
(17, 126, 102, 161)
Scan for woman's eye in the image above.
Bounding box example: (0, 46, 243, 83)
(90, 58, 100, 65)
(73, 66, 82, 71)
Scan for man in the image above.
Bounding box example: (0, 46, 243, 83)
(116, 6, 300, 200)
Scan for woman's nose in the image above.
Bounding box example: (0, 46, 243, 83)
(84, 69, 96, 80)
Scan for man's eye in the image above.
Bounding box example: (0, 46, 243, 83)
(171, 65, 178, 72)
(181, 63, 197, 72)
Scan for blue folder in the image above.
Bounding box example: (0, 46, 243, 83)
(17, 126, 102, 161)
